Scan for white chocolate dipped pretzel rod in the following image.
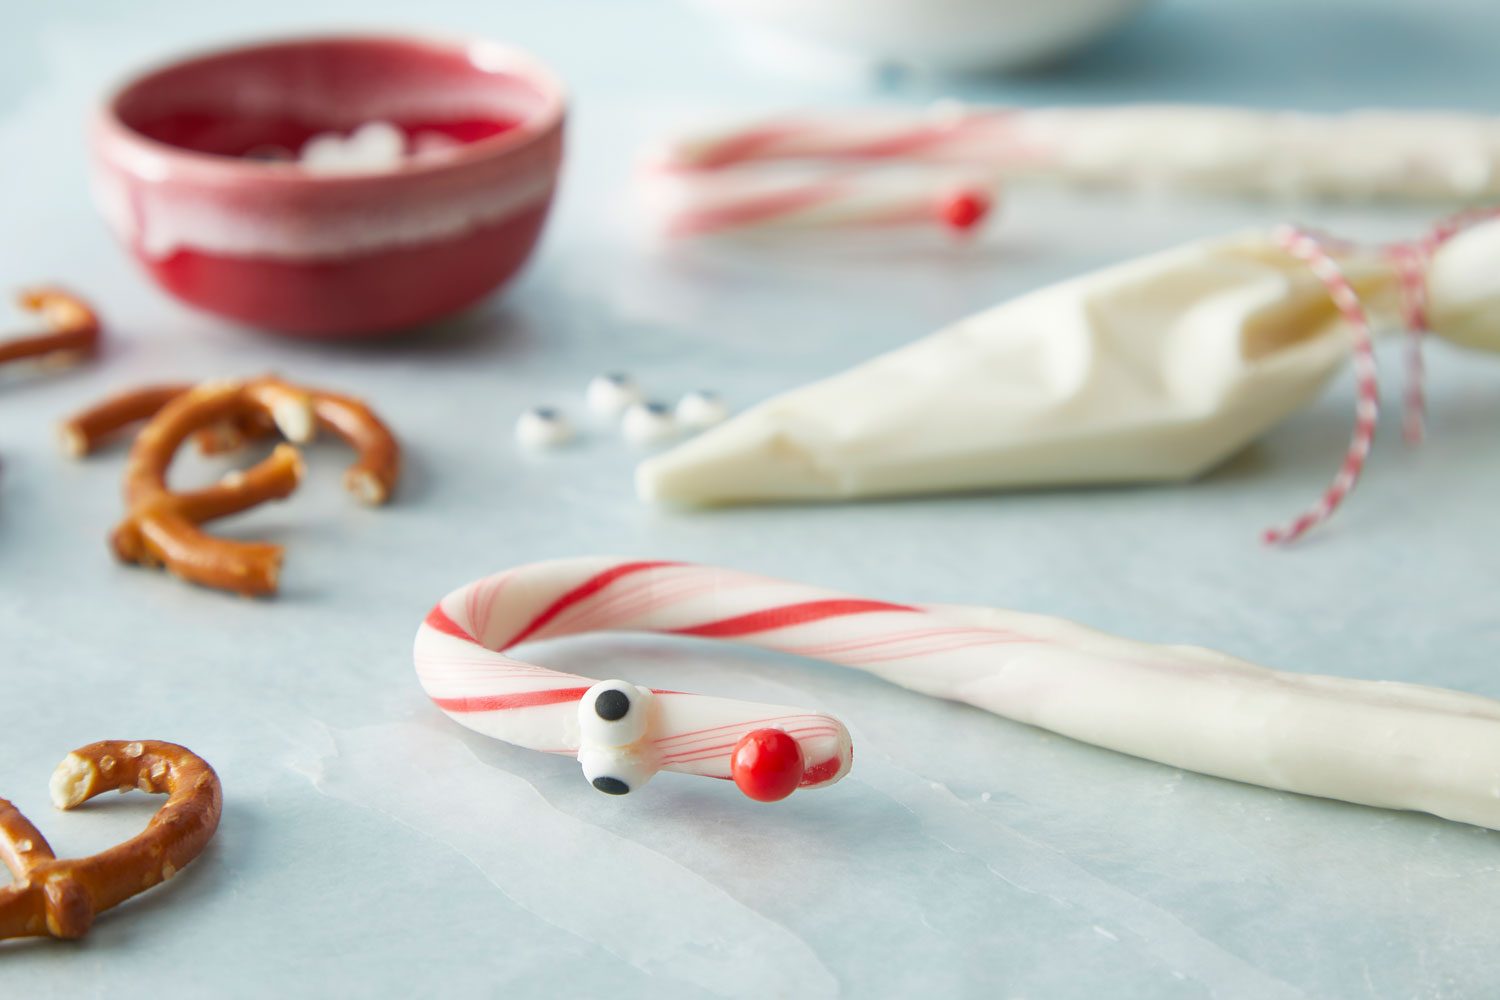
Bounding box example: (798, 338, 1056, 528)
(660, 104, 1500, 201)
(416, 558, 1500, 829)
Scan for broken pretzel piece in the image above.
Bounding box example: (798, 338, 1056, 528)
(0, 288, 100, 371)
(63, 375, 399, 596)
(0, 741, 222, 942)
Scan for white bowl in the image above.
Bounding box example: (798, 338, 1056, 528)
(695, 0, 1152, 74)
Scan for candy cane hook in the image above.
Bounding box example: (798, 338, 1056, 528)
(417, 558, 1500, 829)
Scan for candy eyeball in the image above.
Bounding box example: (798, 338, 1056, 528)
(586, 373, 644, 419)
(578, 746, 657, 795)
(577, 680, 658, 795)
(579, 679, 653, 748)
(515, 407, 574, 450)
(675, 390, 729, 430)
(621, 402, 678, 446)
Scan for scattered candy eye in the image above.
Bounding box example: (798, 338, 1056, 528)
(515, 407, 574, 449)
(621, 401, 678, 446)
(586, 372, 644, 419)
(731, 728, 806, 802)
(675, 390, 729, 430)
(300, 120, 407, 175)
(578, 680, 657, 795)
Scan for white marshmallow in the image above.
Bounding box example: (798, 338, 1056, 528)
(300, 120, 407, 175)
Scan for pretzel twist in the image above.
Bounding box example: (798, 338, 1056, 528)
(0, 288, 100, 370)
(61, 376, 400, 596)
(0, 741, 221, 942)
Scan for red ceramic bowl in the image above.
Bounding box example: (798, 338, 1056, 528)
(92, 35, 566, 338)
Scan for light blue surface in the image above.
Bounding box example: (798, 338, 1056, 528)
(3, 2, 1500, 997)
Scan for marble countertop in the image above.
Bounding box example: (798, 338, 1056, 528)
(3, 1, 1499, 996)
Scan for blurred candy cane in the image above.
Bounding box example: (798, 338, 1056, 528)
(416, 558, 1500, 829)
(661, 106, 1032, 171)
(643, 165, 995, 240)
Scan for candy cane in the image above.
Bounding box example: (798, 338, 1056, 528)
(643, 165, 994, 239)
(661, 107, 1031, 170)
(416, 558, 1500, 829)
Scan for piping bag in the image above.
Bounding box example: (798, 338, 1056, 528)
(638, 214, 1500, 539)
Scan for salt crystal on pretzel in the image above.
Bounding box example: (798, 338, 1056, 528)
(639, 212, 1500, 542)
(417, 558, 1500, 829)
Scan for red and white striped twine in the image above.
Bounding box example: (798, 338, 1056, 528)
(1265, 225, 1381, 545)
(1267, 208, 1500, 545)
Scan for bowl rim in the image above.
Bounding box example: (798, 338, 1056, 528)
(94, 31, 567, 187)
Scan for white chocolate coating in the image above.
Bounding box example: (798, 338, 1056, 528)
(664, 105, 1500, 201)
(415, 558, 1500, 829)
(638, 220, 1500, 505)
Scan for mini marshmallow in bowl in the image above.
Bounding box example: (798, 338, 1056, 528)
(586, 373, 644, 419)
(515, 407, 574, 449)
(621, 402, 678, 446)
(300, 121, 407, 175)
(675, 390, 730, 430)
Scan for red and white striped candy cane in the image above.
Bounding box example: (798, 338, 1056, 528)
(660, 108, 1030, 172)
(644, 166, 995, 240)
(414, 558, 1500, 828)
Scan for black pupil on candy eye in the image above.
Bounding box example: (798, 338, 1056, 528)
(594, 689, 631, 721)
(593, 776, 630, 795)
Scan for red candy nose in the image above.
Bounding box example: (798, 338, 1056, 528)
(731, 728, 806, 802)
(940, 188, 992, 233)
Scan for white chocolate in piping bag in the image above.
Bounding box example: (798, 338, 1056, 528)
(638, 222, 1500, 505)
